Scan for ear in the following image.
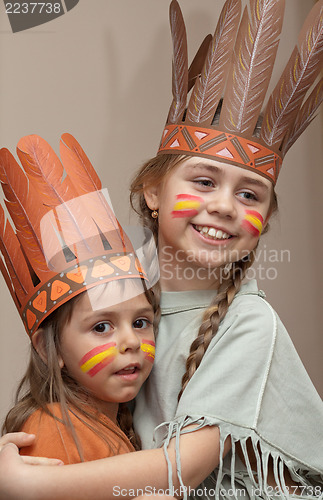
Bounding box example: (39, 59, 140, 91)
(143, 182, 159, 211)
(32, 329, 64, 369)
(31, 329, 47, 363)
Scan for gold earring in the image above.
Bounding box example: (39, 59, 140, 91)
(151, 210, 158, 219)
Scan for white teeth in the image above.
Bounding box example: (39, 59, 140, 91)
(195, 225, 231, 240)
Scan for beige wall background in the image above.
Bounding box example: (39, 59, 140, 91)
(0, 0, 322, 425)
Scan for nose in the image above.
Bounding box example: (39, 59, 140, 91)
(206, 187, 236, 218)
(118, 323, 141, 354)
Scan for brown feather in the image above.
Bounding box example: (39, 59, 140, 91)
(59, 133, 102, 195)
(59, 134, 125, 253)
(282, 78, 323, 155)
(167, 0, 188, 123)
(187, 0, 241, 125)
(17, 135, 78, 205)
(50, 190, 127, 263)
(220, 0, 284, 134)
(0, 148, 49, 280)
(261, 0, 323, 148)
(188, 35, 212, 93)
(0, 206, 20, 309)
(0, 204, 33, 306)
(16, 135, 95, 260)
(0, 254, 19, 310)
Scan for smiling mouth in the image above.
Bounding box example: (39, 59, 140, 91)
(193, 224, 233, 241)
(115, 365, 139, 376)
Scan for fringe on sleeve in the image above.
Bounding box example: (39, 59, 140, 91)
(155, 416, 323, 500)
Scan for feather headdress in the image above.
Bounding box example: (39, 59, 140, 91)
(0, 135, 150, 336)
(158, 0, 323, 184)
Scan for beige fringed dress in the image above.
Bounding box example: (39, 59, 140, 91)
(134, 280, 323, 499)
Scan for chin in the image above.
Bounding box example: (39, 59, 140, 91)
(118, 391, 138, 403)
(188, 252, 228, 269)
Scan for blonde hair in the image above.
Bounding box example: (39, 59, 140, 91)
(130, 153, 277, 401)
(2, 279, 160, 456)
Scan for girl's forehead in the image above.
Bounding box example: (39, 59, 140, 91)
(75, 280, 150, 314)
(168, 156, 273, 188)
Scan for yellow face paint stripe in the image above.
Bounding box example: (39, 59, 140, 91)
(242, 210, 264, 237)
(80, 347, 118, 373)
(79, 343, 118, 377)
(141, 341, 156, 363)
(171, 194, 203, 219)
(245, 214, 263, 234)
(173, 200, 201, 211)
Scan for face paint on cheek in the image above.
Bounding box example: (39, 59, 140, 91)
(140, 340, 156, 363)
(242, 210, 264, 237)
(79, 342, 118, 377)
(171, 194, 203, 218)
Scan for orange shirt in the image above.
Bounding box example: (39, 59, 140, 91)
(20, 403, 134, 464)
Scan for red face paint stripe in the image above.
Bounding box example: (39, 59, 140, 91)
(87, 356, 114, 378)
(79, 342, 116, 366)
(171, 209, 199, 218)
(145, 354, 155, 363)
(176, 194, 204, 202)
(142, 339, 155, 346)
(245, 210, 264, 223)
(242, 219, 261, 237)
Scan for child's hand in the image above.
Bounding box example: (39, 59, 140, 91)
(0, 431, 35, 450)
(0, 441, 64, 500)
(0, 432, 64, 465)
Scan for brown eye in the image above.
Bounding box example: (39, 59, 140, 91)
(194, 178, 214, 188)
(133, 319, 150, 329)
(93, 323, 111, 334)
(238, 191, 257, 201)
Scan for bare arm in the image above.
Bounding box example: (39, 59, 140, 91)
(0, 425, 227, 500)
